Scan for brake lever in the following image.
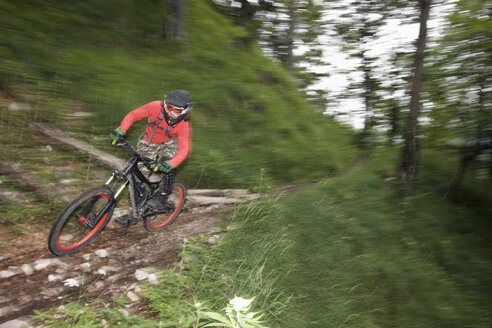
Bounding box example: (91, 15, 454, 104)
(115, 139, 128, 149)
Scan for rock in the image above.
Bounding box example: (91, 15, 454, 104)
(134, 269, 148, 281)
(59, 179, 80, 185)
(0, 316, 34, 328)
(127, 291, 139, 302)
(82, 254, 91, 261)
(0, 270, 17, 279)
(208, 234, 221, 245)
(97, 266, 119, 276)
(0, 305, 21, 319)
(112, 208, 128, 218)
(41, 287, 64, 298)
(147, 273, 159, 285)
(48, 274, 64, 282)
(21, 264, 33, 276)
(107, 273, 124, 283)
(34, 259, 52, 271)
(52, 259, 69, 269)
(95, 249, 108, 258)
(58, 234, 73, 241)
(119, 309, 129, 317)
(135, 267, 161, 284)
(88, 281, 105, 293)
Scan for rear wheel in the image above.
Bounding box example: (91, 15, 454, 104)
(144, 182, 186, 232)
(48, 187, 115, 256)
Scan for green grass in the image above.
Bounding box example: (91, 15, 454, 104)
(138, 150, 491, 327)
(279, 152, 491, 327)
(33, 150, 491, 327)
(34, 297, 157, 328)
(0, 0, 358, 191)
(4, 1, 491, 327)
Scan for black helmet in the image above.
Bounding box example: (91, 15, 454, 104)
(163, 89, 192, 125)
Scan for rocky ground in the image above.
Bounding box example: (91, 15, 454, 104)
(0, 202, 230, 327)
(0, 103, 301, 327)
(0, 104, 259, 327)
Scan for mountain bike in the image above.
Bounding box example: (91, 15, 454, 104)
(48, 138, 187, 256)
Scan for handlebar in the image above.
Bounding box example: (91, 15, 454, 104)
(114, 137, 157, 170)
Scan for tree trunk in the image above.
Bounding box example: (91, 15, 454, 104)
(399, 0, 431, 195)
(361, 55, 372, 146)
(165, 0, 186, 41)
(285, 0, 297, 75)
(446, 149, 477, 200)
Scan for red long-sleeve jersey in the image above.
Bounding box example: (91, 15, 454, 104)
(118, 101, 191, 167)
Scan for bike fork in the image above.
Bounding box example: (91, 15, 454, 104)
(105, 172, 129, 199)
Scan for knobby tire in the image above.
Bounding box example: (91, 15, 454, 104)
(48, 187, 115, 256)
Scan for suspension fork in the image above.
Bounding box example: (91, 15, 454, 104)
(72, 171, 128, 229)
(82, 199, 116, 229)
(76, 168, 131, 229)
(105, 166, 141, 220)
(76, 184, 120, 229)
(105, 171, 130, 199)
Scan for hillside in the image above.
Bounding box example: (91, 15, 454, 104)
(14, 150, 490, 328)
(0, 0, 358, 191)
(134, 151, 491, 328)
(1, 2, 491, 327)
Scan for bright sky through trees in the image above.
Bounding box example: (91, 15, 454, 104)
(319, 1, 457, 129)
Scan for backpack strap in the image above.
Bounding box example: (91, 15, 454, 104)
(144, 102, 176, 145)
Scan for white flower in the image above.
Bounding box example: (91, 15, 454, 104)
(229, 297, 253, 312)
(246, 312, 255, 319)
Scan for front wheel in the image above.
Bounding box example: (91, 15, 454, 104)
(48, 187, 115, 256)
(144, 182, 186, 232)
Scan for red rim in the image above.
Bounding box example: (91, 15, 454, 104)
(148, 185, 184, 229)
(56, 193, 110, 251)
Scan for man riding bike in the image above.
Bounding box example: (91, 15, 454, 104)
(110, 89, 192, 227)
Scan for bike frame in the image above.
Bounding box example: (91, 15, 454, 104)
(103, 141, 160, 221)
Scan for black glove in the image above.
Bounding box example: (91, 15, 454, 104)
(110, 128, 125, 145)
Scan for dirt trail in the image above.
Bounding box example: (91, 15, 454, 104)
(0, 117, 264, 326)
(0, 203, 228, 325)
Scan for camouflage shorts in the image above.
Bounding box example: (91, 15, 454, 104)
(136, 136, 178, 182)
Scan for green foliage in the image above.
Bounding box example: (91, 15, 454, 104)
(426, 0, 492, 160)
(131, 150, 489, 327)
(0, 0, 358, 189)
(34, 298, 157, 328)
(141, 201, 298, 327)
(198, 296, 268, 328)
(272, 151, 492, 327)
(32, 149, 491, 327)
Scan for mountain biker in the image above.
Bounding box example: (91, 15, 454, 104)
(110, 89, 192, 226)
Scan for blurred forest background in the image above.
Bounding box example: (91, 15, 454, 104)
(0, 0, 491, 327)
